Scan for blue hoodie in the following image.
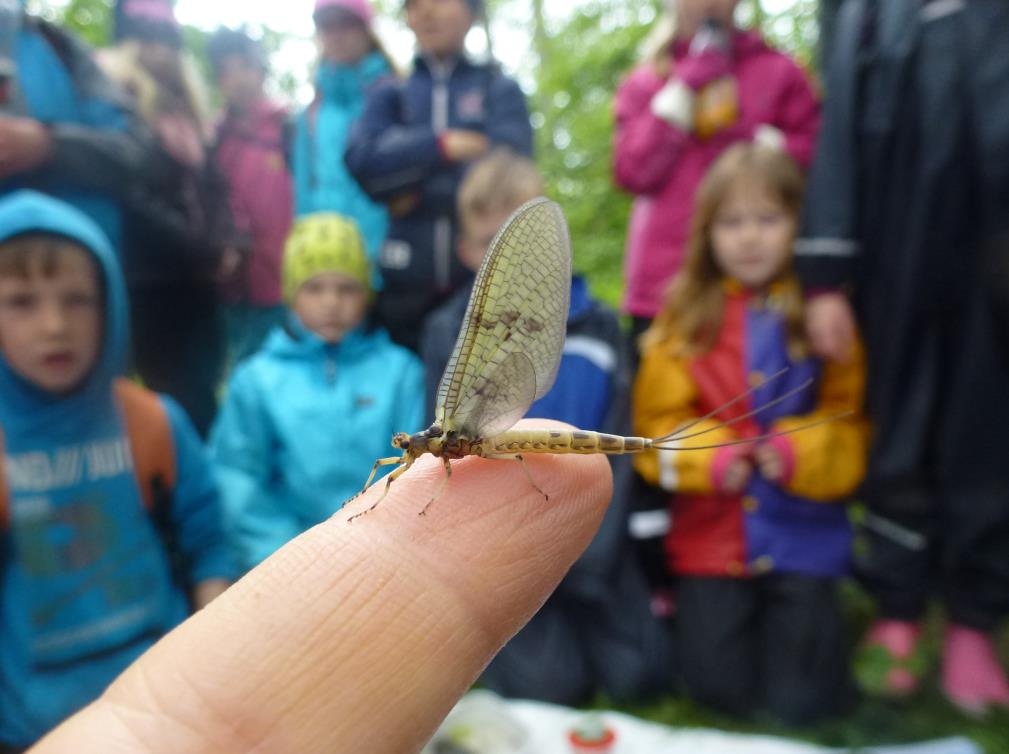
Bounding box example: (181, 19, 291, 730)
(293, 52, 391, 286)
(0, 191, 234, 746)
(211, 316, 424, 571)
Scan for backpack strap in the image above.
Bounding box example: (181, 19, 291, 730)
(113, 379, 176, 509)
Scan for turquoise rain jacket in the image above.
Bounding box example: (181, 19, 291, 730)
(0, 191, 234, 747)
(292, 52, 391, 286)
(211, 317, 424, 571)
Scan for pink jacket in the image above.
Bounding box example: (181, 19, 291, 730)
(613, 31, 820, 318)
(215, 99, 294, 307)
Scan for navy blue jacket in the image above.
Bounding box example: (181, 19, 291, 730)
(345, 55, 533, 299)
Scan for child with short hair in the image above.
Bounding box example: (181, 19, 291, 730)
(211, 213, 424, 572)
(421, 150, 672, 705)
(345, 0, 534, 352)
(633, 144, 868, 724)
(208, 27, 294, 366)
(0, 191, 235, 749)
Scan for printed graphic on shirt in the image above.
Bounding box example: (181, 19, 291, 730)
(6, 439, 174, 668)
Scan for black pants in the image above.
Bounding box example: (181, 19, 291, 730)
(482, 466, 675, 705)
(129, 282, 224, 438)
(677, 574, 854, 725)
(856, 284, 1009, 631)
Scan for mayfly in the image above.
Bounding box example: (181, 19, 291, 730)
(349, 197, 815, 521)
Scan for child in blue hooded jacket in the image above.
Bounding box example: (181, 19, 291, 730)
(211, 213, 424, 572)
(0, 191, 235, 749)
(292, 0, 395, 281)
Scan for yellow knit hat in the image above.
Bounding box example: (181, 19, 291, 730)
(282, 213, 370, 302)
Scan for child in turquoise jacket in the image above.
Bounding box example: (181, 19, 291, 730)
(211, 213, 424, 571)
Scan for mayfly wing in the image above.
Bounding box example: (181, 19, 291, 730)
(436, 197, 571, 439)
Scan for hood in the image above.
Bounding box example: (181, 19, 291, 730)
(0, 191, 128, 426)
(315, 51, 389, 105)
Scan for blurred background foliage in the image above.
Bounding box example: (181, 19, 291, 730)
(41, 0, 824, 308)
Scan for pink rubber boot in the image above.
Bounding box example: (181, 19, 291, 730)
(860, 619, 924, 697)
(942, 624, 1009, 716)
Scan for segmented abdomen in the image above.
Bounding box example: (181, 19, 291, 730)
(482, 429, 649, 456)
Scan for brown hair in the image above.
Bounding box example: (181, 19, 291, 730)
(642, 143, 808, 360)
(457, 148, 544, 229)
(0, 234, 95, 280)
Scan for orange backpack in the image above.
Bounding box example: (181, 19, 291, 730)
(0, 379, 177, 528)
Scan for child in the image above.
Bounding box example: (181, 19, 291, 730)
(209, 27, 294, 366)
(211, 213, 424, 572)
(422, 150, 673, 705)
(632, 144, 867, 724)
(98, 0, 234, 437)
(345, 0, 533, 352)
(614, 0, 820, 339)
(292, 0, 394, 280)
(0, 191, 235, 749)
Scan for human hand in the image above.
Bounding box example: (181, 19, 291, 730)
(805, 291, 856, 363)
(675, 49, 731, 92)
(753, 437, 794, 483)
(721, 455, 753, 494)
(0, 117, 53, 178)
(214, 246, 243, 284)
(440, 129, 490, 162)
(191, 578, 231, 610)
(388, 191, 421, 218)
(32, 419, 612, 754)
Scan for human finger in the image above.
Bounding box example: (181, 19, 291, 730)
(34, 419, 613, 754)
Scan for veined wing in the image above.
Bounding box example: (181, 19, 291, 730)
(436, 197, 571, 439)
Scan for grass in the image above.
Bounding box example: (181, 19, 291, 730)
(597, 582, 1009, 753)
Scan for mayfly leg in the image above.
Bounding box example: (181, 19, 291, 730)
(347, 455, 403, 504)
(419, 457, 454, 516)
(485, 453, 549, 502)
(348, 456, 412, 522)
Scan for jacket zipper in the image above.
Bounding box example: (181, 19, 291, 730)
(431, 60, 453, 292)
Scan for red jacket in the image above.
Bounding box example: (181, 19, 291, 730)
(613, 31, 820, 318)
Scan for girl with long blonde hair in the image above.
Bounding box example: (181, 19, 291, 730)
(632, 143, 868, 723)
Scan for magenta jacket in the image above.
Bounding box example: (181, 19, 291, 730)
(613, 31, 820, 318)
(214, 99, 294, 307)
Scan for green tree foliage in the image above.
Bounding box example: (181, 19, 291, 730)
(529, 1, 656, 306)
(48, 0, 113, 46)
